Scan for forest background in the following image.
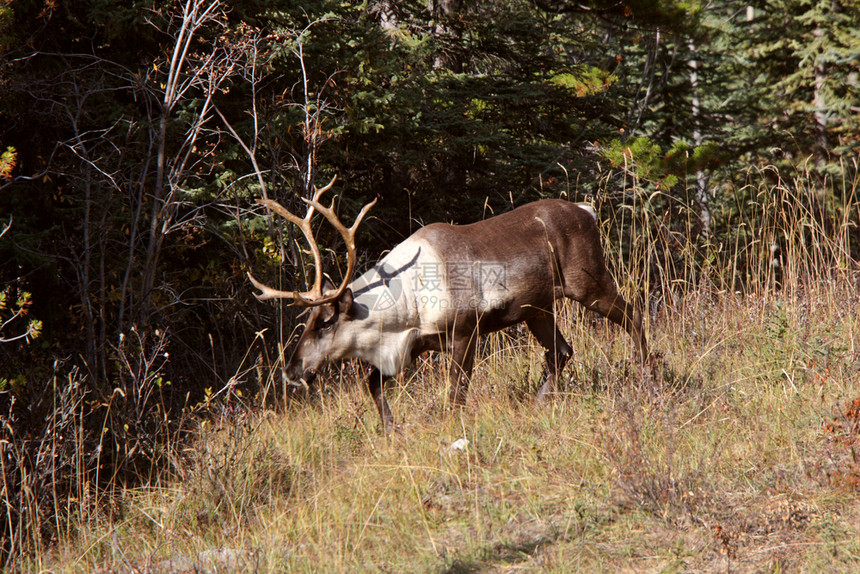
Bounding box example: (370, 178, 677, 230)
(0, 0, 859, 569)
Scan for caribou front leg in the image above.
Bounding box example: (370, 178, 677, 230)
(366, 367, 394, 432)
(448, 332, 477, 407)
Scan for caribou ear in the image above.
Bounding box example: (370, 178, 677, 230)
(338, 287, 355, 317)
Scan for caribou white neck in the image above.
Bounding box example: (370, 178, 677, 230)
(345, 236, 447, 375)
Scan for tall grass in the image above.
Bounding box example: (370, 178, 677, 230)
(10, 162, 860, 572)
(599, 157, 858, 299)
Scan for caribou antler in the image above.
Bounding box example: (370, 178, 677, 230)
(302, 193, 377, 305)
(247, 175, 377, 307)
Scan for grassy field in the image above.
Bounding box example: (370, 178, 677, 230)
(18, 169, 860, 572)
(31, 276, 860, 573)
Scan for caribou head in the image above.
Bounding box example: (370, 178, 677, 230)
(247, 176, 376, 387)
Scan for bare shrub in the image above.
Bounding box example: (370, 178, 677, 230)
(598, 392, 715, 526)
(0, 329, 192, 567)
(821, 397, 860, 490)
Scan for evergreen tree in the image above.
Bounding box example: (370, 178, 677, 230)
(718, 0, 860, 173)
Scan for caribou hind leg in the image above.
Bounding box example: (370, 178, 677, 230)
(526, 314, 573, 403)
(587, 294, 648, 363)
(570, 273, 649, 363)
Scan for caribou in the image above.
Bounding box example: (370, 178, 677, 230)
(249, 177, 649, 431)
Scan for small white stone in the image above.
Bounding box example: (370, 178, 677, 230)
(449, 438, 470, 452)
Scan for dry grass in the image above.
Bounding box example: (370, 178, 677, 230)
(21, 167, 860, 573)
(26, 276, 859, 573)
